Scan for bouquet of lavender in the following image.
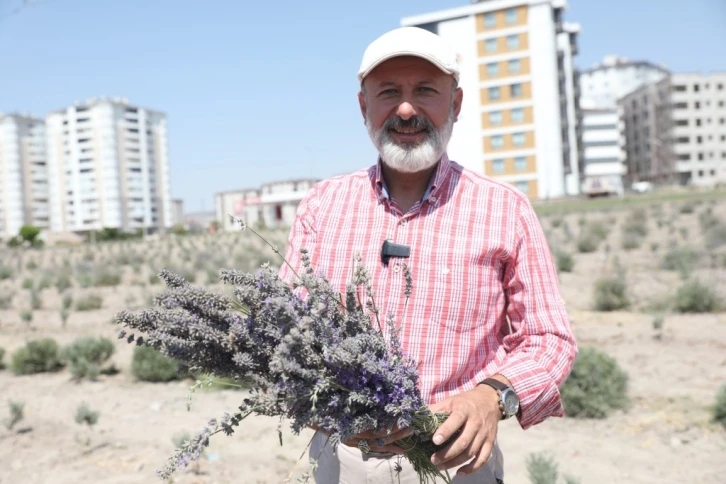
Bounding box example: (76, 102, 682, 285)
(115, 221, 450, 483)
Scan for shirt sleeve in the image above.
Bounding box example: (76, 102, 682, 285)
(277, 186, 318, 284)
(496, 195, 578, 430)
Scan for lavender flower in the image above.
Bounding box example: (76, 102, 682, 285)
(116, 231, 450, 482)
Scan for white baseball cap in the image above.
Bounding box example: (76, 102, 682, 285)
(357, 27, 460, 83)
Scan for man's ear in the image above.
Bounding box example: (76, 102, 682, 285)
(453, 87, 463, 122)
(358, 90, 367, 122)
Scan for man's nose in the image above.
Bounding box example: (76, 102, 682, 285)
(396, 101, 417, 120)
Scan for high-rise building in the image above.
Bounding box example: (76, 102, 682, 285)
(671, 73, 726, 186)
(579, 108, 626, 196)
(45, 97, 172, 233)
(619, 77, 675, 185)
(0, 113, 50, 239)
(400, 0, 582, 198)
(578, 56, 669, 192)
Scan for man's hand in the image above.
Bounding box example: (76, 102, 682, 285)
(340, 425, 413, 455)
(428, 383, 502, 477)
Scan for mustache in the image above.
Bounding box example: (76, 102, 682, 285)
(383, 115, 434, 132)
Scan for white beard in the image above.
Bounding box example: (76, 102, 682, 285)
(365, 108, 455, 173)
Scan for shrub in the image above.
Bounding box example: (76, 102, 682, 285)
(62, 337, 115, 380)
(3, 401, 24, 431)
(560, 347, 629, 418)
(713, 385, 726, 429)
(0, 292, 13, 309)
(679, 202, 695, 214)
(131, 346, 185, 382)
(576, 234, 599, 253)
(75, 293, 103, 311)
(593, 276, 629, 311)
(674, 279, 720, 313)
(661, 247, 699, 276)
(11, 338, 65, 375)
(94, 268, 121, 287)
(526, 452, 558, 484)
(21, 278, 33, 289)
(553, 250, 574, 273)
(705, 224, 726, 250)
(0, 265, 12, 280)
(55, 273, 72, 292)
(621, 232, 642, 250)
(75, 403, 100, 427)
(0, 347, 5, 370)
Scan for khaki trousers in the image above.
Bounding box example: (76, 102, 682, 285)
(309, 431, 505, 484)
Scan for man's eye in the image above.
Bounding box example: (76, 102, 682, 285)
(419, 87, 436, 93)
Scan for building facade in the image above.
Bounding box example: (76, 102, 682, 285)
(578, 56, 670, 192)
(45, 97, 172, 234)
(401, 0, 582, 199)
(216, 178, 319, 231)
(580, 108, 626, 195)
(0, 113, 50, 239)
(619, 77, 675, 186)
(671, 73, 726, 186)
(579, 56, 669, 110)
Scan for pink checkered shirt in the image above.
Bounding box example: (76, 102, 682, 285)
(278, 153, 577, 429)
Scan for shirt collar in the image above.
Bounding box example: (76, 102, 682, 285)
(373, 152, 452, 203)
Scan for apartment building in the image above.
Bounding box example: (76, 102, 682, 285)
(578, 56, 670, 192)
(216, 178, 319, 231)
(671, 73, 726, 186)
(401, 0, 582, 198)
(45, 97, 172, 234)
(0, 113, 50, 239)
(619, 77, 675, 185)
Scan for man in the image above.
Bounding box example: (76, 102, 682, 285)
(279, 26, 577, 483)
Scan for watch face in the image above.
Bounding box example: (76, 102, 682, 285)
(503, 390, 520, 415)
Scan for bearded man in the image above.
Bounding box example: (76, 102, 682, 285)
(278, 26, 577, 483)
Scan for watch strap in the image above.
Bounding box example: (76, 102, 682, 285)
(478, 378, 512, 419)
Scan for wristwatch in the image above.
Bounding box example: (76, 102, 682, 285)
(478, 378, 520, 420)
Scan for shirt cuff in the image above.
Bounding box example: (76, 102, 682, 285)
(496, 354, 566, 430)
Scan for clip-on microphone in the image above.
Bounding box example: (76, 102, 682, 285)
(381, 239, 411, 265)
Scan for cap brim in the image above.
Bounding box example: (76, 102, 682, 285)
(358, 50, 458, 82)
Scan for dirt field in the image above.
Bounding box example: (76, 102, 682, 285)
(2, 190, 725, 484)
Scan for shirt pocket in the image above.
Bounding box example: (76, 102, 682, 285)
(435, 257, 504, 333)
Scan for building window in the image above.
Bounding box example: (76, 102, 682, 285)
(511, 108, 525, 123)
(492, 159, 505, 173)
(674, 102, 687, 109)
(677, 154, 691, 161)
(514, 180, 529, 194)
(698, 153, 704, 161)
(489, 111, 503, 125)
(505, 8, 518, 24)
(484, 12, 496, 28)
(512, 132, 526, 146)
(697, 136, 702, 144)
(485, 38, 498, 53)
(487, 62, 499, 77)
(506, 35, 520, 50)
(696, 119, 701, 126)
(721, 118, 725, 125)
(489, 87, 501, 101)
(491, 136, 504, 149)
(675, 119, 688, 126)
(695, 101, 701, 109)
(275, 205, 283, 221)
(674, 85, 687, 92)
(514, 157, 527, 171)
(510, 83, 523, 98)
(508, 58, 521, 74)
(694, 84, 700, 92)
(698, 170, 704, 176)
(676, 137, 689, 143)
(718, 83, 724, 90)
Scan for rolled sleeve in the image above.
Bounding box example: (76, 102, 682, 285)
(496, 196, 578, 430)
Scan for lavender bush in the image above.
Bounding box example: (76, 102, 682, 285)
(115, 219, 450, 483)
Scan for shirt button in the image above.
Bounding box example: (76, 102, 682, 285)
(400, 219, 407, 226)
(393, 263, 401, 273)
(429, 196, 437, 203)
